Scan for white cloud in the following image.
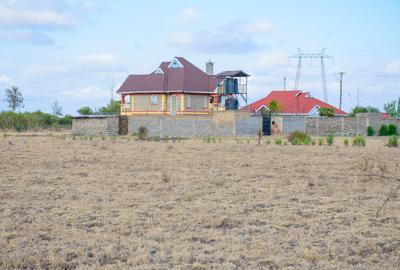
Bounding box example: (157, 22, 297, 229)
(62, 86, 109, 100)
(0, 74, 12, 85)
(386, 60, 400, 74)
(180, 7, 198, 23)
(0, 8, 73, 28)
(169, 32, 195, 46)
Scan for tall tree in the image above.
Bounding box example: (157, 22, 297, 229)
(268, 100, 282, 113)
(384, 100, 397, 118)
(5, 86, 24, 112)
(78, 106, 94, 115)
(51, 99, 63, 116)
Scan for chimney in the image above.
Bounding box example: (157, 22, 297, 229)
(206, 60, 214, 75)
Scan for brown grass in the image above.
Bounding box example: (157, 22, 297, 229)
(1, 133, 399, 269)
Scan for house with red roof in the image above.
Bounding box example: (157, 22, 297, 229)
(117, 57, 249, 115)
(245, 90, 347, 116)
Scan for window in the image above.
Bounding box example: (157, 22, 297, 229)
(186, 95, 191, 108)
(151, 95, 158, 104)
(168, 57, 183, 68)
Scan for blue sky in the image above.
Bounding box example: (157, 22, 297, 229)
(0, 0, 399, 114)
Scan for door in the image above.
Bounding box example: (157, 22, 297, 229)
(171, 95, 177, 115)
(262, 110, 271, 136)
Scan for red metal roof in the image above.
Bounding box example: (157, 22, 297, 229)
(117, 57, 219, 94)
(245, 90, 347, 115)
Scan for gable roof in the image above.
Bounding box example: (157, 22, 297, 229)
(117, 57, 219, 94)
(245, 90, 347, 115)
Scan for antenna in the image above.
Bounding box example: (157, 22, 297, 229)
(289, 48, 334, 102)
(283, 76, 287, 91)
(110, 77, 114, 103)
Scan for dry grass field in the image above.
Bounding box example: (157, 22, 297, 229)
(1, 133, 399, 269)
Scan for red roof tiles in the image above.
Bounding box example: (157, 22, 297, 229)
(245, 90, 347, 115)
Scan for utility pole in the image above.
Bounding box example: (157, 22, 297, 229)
(283, 77, 287, 91)
(338, 72, 345, 109)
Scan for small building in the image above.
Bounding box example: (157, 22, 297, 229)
(117, 57, 249, 115)
(245, 90, 347, 116)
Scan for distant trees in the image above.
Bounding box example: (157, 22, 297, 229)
(77, 100, 121, 115)
(348, 106, 380, 117)
(318, 107, 335, 117)
(4, 86, 24, 112)
(384, 97, 400, 118)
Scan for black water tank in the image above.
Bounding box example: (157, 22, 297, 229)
(225, 97, 239, 110)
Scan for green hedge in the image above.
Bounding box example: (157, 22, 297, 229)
(0, 111, 72, 131)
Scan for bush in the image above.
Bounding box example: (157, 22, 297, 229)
(58, 115, 72, 126)
(287, 131, 310, 143)
(0, 111, 71, 130)
(274, 138, 282, 145)
(379, 125, 388, 136)
(387, 135, 398, 147)
(326, 133, 334, 146)
(344, 138, 349, 146)
(318, 138, 324, 146)
(388, 124, 398, 135)
(138, 126, 148, 140)
(367, 126, 374, 136)
(353, 135, 366, 146)
(318, 107, 335, 117)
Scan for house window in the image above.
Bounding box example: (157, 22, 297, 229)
(151, 95, 158, 104)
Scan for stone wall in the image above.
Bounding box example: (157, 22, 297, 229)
(72, 116, 119, 136)
(305, 113, 400, 136)
(128, 111, 262, 138)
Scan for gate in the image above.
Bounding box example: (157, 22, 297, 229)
(262, 110, 271, 136)
(119, 116, 128, 135)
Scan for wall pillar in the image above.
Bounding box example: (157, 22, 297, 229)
(180, 94, 185, 112)
(161, 94, 166, 112)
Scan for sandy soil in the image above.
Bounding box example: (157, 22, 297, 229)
(0, 133, 399, 269)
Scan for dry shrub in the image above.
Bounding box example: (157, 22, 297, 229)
(138, 126, 148, 140)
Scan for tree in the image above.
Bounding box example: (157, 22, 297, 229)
(268, 100, 282, 113)
(349, 105, 380, 117)
(384, 98, 400, 118)
(77, 106, 94, 115)
(4, 86, 24, 112)
(99, 100, 121, 114)
(318, 107, 335, 117)
(51, 99, 63, 116)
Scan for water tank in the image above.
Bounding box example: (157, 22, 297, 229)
(225, 97, 239, 110)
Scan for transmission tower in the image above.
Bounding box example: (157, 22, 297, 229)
(289, 48, 334, 102)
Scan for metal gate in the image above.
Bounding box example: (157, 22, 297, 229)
(119, 116, 128, 135)
(262, 110, 271, 136)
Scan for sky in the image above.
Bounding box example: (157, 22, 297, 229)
(0, 0, 399, 115)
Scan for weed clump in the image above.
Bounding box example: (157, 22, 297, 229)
(138, 126, 148, 140)
(326, 133, 334, 146)
(353, 135, 366, 146)
(344, 138, 349, 146)
(274, 138, 282, 145)
(287, 131, 310, 144)
(387, 135, 398, 147)
(318, 138, 324, 146)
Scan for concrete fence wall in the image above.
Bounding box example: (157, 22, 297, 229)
(305, 113, 400, 136)
(72, 116, 119, 136)
(128, 111, 262, 138)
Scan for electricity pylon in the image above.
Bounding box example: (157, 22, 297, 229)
(289, 48, 334, 102)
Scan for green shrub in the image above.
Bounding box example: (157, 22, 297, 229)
(367, 126, 374, 136)
(387, 135, 398, 147)
(353, 135, 366, 146)
(344, 138, 349, 146)
(379, 125, 388, 136)
(326, 133, 334, 146)
(14, 122, 25, 132)
(311, 140, 316, 145)
(138, 126, 148, 140)
(287, 130, 310, 143)
(388, 124, 398, 135)
(318, 138, 324, 146)
(58, 115, 72, 126)
(274, 138, 282, 145)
